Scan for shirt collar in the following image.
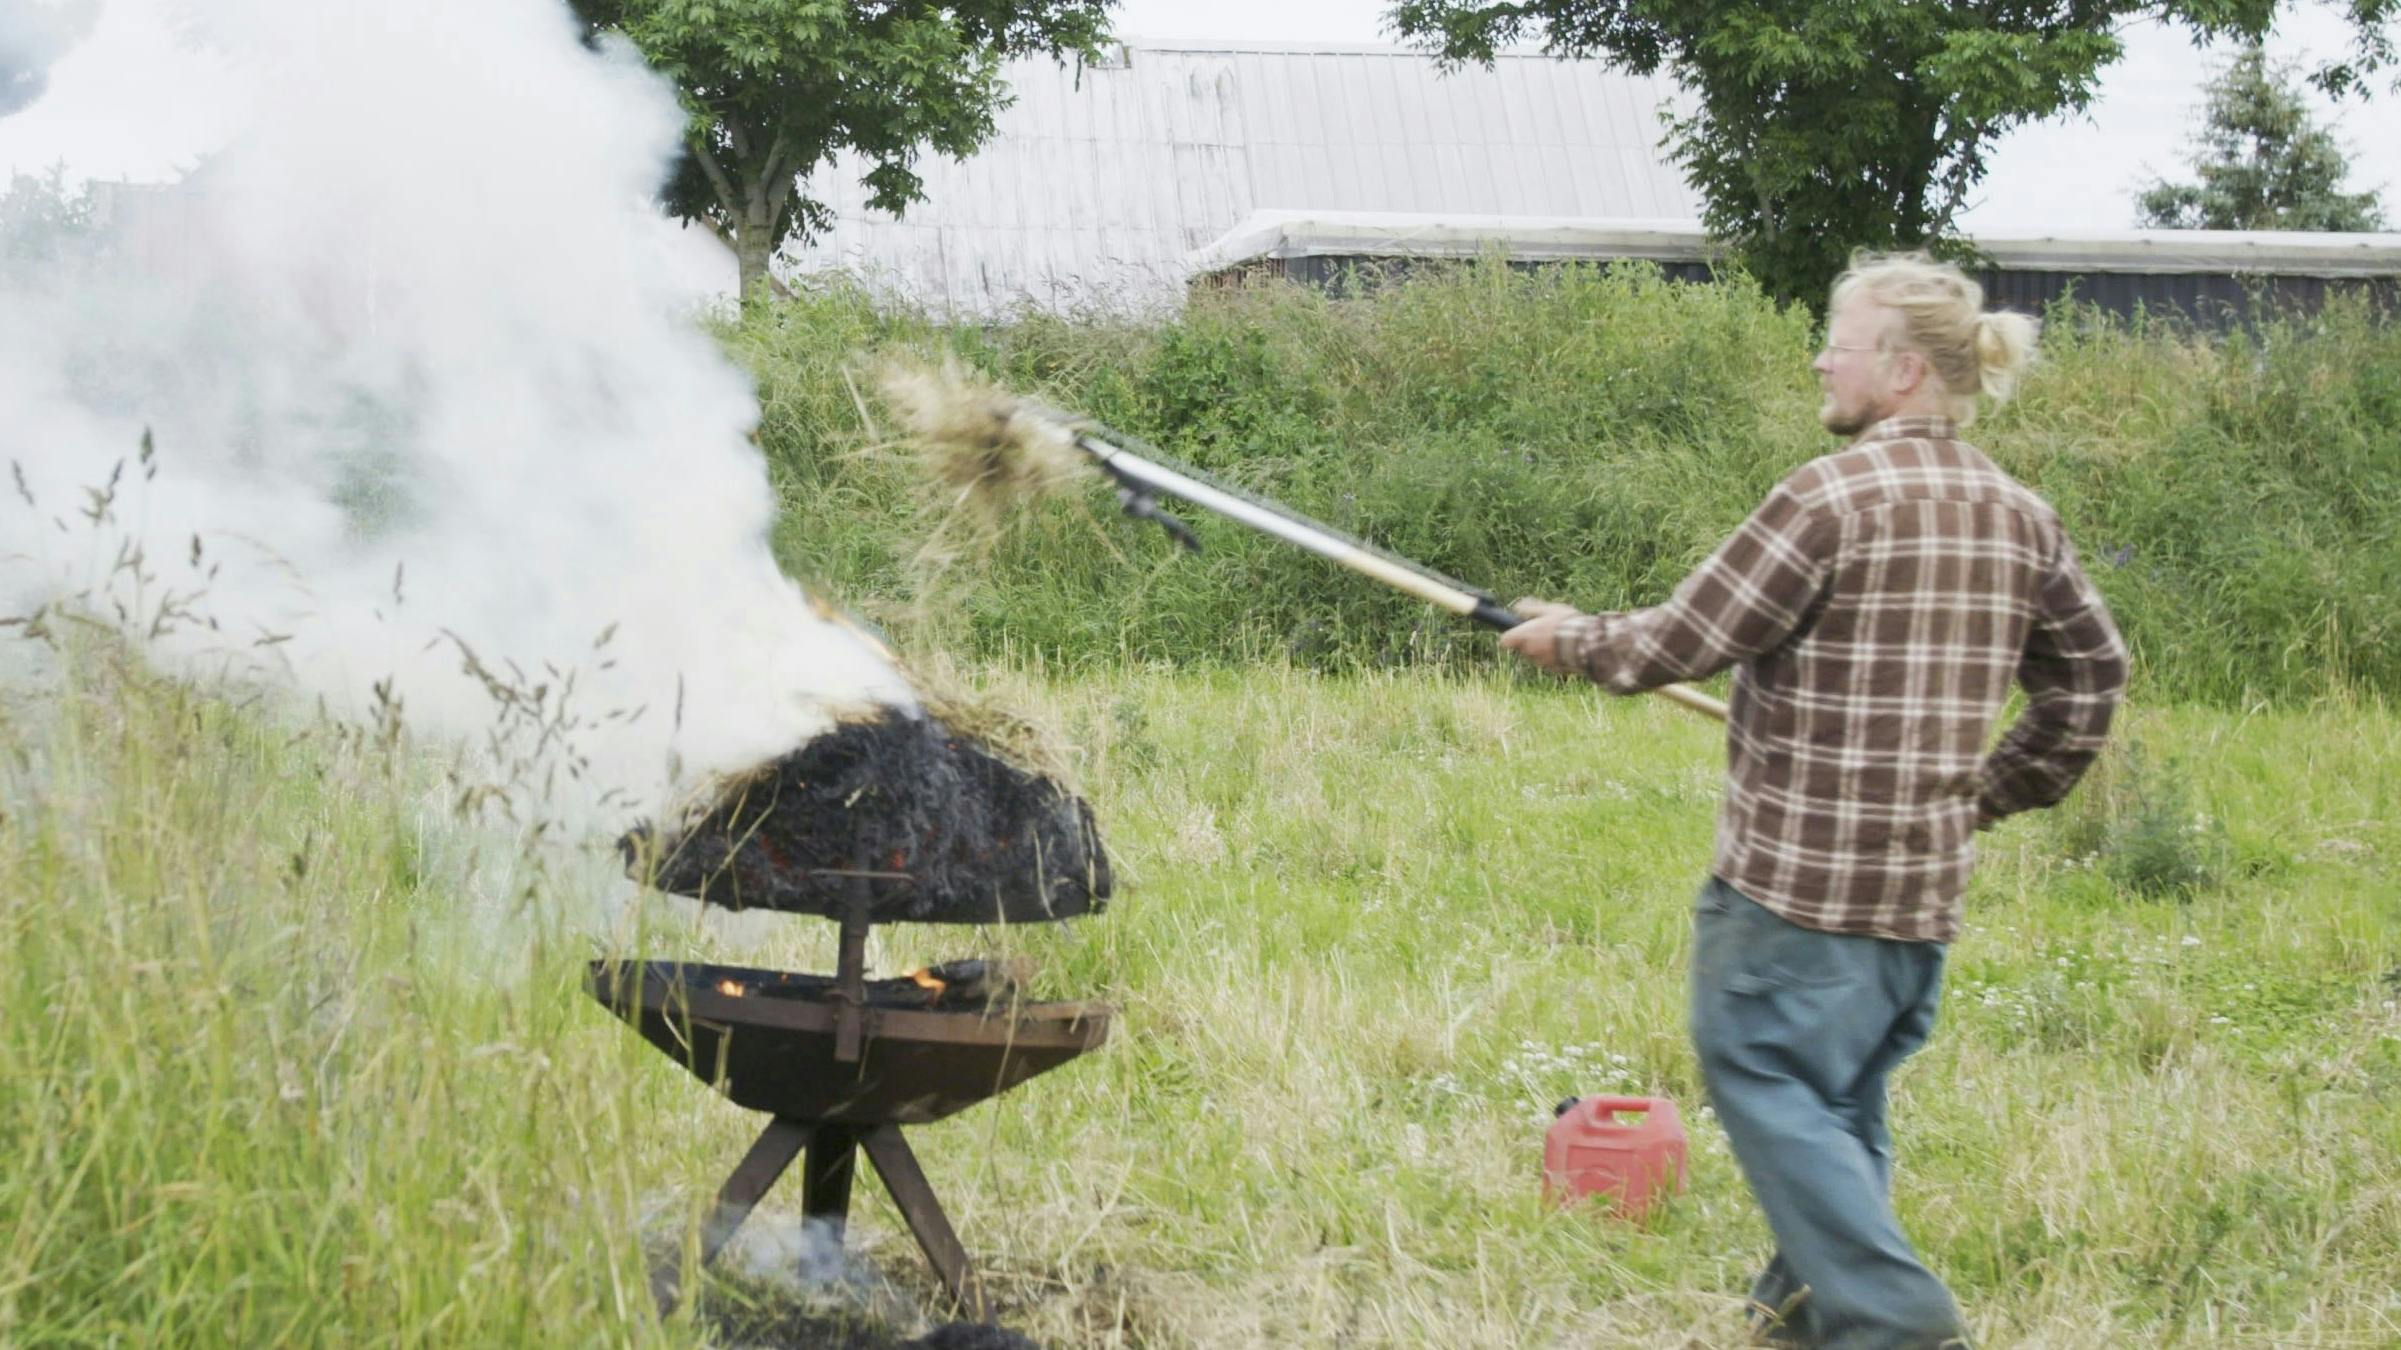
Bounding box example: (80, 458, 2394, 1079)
(1855, 414, 1959, 445)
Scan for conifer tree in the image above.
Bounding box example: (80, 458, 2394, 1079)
(2137, 43, 2386, 231)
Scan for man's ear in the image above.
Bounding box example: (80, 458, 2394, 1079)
(1886, 347, 1928, 396)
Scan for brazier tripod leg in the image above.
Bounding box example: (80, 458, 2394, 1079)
(801, 1125, 860, 1239)
(861, 1124, 989, 1321)
(652, 1115, 814, 1310)
(701, 1116, 815, 1264)
(655, 1118, 987, 1323)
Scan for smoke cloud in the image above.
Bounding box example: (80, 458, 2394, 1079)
(0, 0, 916, 823)
(0, 0, 99, 117)
(723, 1213, 874, 1291)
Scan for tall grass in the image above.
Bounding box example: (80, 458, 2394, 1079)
(0, 643, 658, 1344)
(2000, 299, 2401, 705)
(7, 640, 2397, 1346)
(733, 266, 2401, 707)
(0, 641, 940, 1346)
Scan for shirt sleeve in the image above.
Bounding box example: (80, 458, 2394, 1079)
(1975, 536, 2130, 828)
(1554, 475, 1833, 694)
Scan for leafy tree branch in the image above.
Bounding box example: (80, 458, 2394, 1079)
(571, 0, 1112, 303)
(1390, 0, 2396, 305)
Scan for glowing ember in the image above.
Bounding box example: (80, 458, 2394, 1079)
(906, 968, 948, 997)
(716, 979, 747, 998)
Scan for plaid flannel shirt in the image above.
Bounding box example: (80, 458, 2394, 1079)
(1557, 415, 2128, 942)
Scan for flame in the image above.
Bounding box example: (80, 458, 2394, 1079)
(906, 967, 947, 997)
(715, 978, 747, 998)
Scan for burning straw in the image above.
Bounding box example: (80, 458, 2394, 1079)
(873, 357, 1099, 570)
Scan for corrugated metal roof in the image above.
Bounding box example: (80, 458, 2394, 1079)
(1971, 228, 2401, 277)
(1186, 211, 1723, 272)
(781, 41, 1698, 316)
(1188, 211, 2401, 278)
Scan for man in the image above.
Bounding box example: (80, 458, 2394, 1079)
(1501, 252, 2128, 1349)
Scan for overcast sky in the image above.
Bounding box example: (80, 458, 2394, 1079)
(5, 0, 2393, 235)
(1105, 0, 2396, 233)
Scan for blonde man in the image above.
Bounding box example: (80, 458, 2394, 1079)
(1504, 253, 2127, 1348)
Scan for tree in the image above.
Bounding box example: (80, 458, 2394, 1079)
(0, 166, 96, 287)
(2137, 43, 2385, 230)
(1389, 0, 2396, 307)
(568, 0, 1111, 301)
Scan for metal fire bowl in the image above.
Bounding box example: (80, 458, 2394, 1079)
(588, 960, 1111, 1125)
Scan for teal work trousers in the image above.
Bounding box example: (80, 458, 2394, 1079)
(1689, 876, 1968, 1350)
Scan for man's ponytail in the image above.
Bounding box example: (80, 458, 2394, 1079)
(1973, 310, 2039, 407)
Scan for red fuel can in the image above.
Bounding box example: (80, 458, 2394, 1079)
(1542, 1094, 1688, 1220)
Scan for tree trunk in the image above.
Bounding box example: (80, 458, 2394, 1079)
(733, 227, 774, 309)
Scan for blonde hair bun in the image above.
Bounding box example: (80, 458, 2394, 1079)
(1973, 310, 2040, 406)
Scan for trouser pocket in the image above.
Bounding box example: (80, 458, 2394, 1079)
(1693, 876, 1854, 995)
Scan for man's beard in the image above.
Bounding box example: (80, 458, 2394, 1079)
(1819, 395, 1880, 437)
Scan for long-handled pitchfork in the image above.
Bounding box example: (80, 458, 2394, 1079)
(883, 362, 1729, 722)
(1065, 420, 1729, 722)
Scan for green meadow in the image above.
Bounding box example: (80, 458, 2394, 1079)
(6, 650, 2397, 1346)
(5, 266, 2398, 1346)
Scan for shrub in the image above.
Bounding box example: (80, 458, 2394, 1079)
(732, 265, 2401, 707)
(2052, 739, 2228, 898)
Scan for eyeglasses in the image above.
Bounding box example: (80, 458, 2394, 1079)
(1818, 342, 1881, 356)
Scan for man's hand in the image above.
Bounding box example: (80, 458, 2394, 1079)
(1498, 597, 1583, 675)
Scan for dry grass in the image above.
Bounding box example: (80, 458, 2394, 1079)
(874, 355, 1092, 570)
(4, 650, 2398, 1347)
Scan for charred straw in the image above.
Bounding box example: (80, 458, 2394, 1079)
(619, 706, 1111, 925)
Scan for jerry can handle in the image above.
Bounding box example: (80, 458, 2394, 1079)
(1582, 1095, 1658, 1124)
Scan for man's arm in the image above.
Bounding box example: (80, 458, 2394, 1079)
(1508, 477, 1832, 692)
(1976, 538, 2130, 829)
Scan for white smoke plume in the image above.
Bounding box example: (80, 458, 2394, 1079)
(723, 1213, 875, 1293)
(0, 0, 917, 824)
(0, 0, 99, 117)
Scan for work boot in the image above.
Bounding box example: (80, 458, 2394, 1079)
(1744, 1284, 1811, 1346)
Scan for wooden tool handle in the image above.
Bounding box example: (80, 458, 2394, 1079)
(1473, 602, 1729, 723)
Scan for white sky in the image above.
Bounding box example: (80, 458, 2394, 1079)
(0, 0, 244, 185)
(1111, 0, 2397, 233)
(5, 0, 2394, 235)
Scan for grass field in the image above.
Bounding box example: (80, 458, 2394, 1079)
(5, 639, 2396, 1347)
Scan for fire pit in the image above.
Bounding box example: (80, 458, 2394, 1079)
(595, 708, 1115, 1318)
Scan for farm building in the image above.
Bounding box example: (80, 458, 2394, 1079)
(786, 39, 2401, 326)
(781, 38, 1700, 315)
(1187, 210, 2401, 326)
